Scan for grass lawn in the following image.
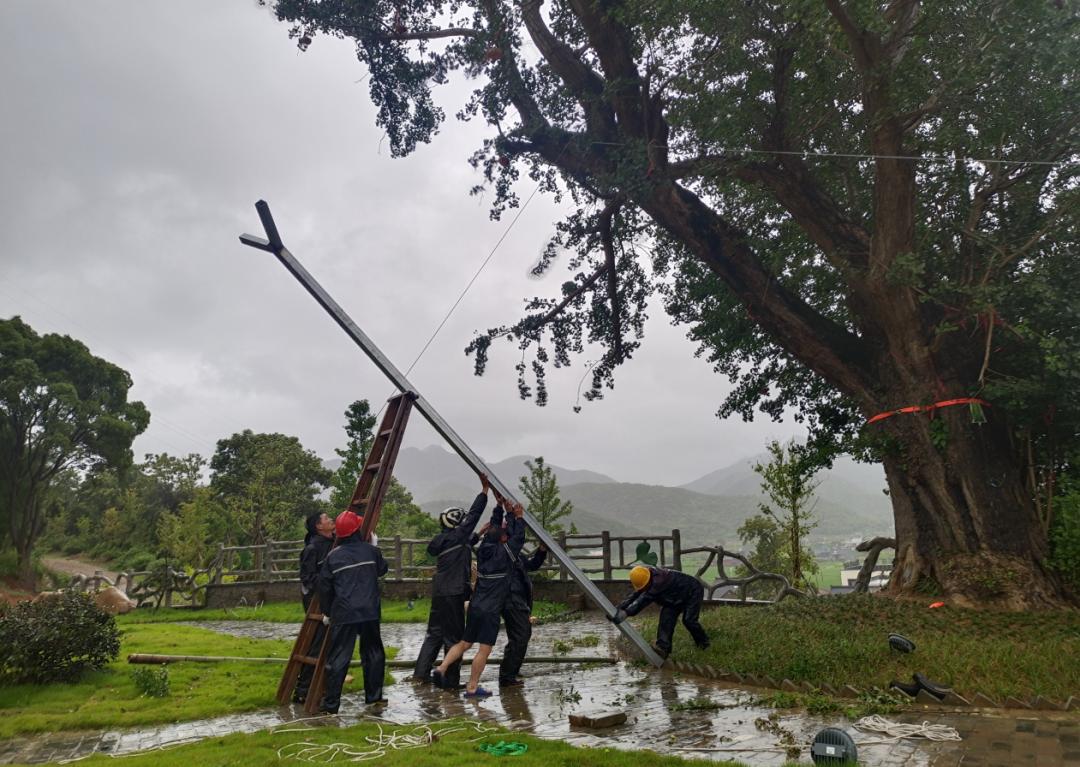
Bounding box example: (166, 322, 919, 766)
(118, 599, 568, 625)
(644, 593, 1080, 702)
(3, 718, 773, 767)
(117, 598, 433, 625)
(0, 623, 394, 739)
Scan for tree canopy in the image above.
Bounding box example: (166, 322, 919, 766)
(209, 430, 331, 545)
(269, 0, 1079, 605)
(0, 316, 149, 584)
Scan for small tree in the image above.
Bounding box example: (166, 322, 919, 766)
(751, 440, 821, 591)
(329, 400, 376, 512)
(519, 457, 574, 535)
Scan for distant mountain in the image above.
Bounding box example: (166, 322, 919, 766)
(329, 444, 894, 544)
(391, 445, 617, 504)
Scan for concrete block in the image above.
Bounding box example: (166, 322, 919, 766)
(1004, 696, 1032, 710)
(800, 681, 817, 693)
(780, 679, 800, 692)
(916, 689, 944, 705)
(742, 673, 760, 687)
(569, 710, 628, 729)
(838, 684, 861, 699)
(819, 683, 838, 696)
(1064, 696, 1077, 711)
(940, 691, 971, 706)
(971, 692, 999, 708)
(1029, 696, 1061, 711)
(763, 676, 779, 689)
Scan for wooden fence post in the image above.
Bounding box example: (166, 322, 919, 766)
(394, 536, 403, 580)
(672, 529, 682, 572)
(557, 532, 567, 581)
(601, 531, 612, 580)
(213, 544, 224, 585)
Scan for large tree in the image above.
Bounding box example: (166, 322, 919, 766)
(0, 317, 149, 585)
(270, 1, 1080, 605)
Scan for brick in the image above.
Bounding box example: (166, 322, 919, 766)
(568, 710, 627, 728)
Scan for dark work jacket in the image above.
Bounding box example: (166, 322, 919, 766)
(470, 510, 525, 614)
(318, 536, 389, 624)
(619, 566, 701, 617)
(426, 492, 487, 597)
(508, 546, 548, 609)
(299, 534, 334, 597)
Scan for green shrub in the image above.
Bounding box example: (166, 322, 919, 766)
(0, 592, 120, 684)
(132, 665, 171, 697)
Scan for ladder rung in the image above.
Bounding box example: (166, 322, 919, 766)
(296, 656, 319, 666)
(379, 429, 394, 437)
(306, 613, 325, 622)
(365, 462, 382, 472)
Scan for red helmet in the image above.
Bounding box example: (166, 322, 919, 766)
(335, 510, 363, 539)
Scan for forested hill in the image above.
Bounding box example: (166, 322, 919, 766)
(398, 447, 894, 544)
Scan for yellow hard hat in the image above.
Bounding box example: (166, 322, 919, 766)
(630, 566, 651, 591)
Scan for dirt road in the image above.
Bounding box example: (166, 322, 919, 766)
(41, 556, 119, 582)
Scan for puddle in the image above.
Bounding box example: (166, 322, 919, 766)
(2, 616, 1075, 766)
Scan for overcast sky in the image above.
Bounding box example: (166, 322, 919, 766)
(0, 0, 810, 487)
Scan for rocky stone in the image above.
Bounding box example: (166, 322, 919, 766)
(94, 586, 136, 615)
(568, 710, 627, 728)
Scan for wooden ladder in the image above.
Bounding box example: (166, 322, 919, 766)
(275, 391, 416, 712)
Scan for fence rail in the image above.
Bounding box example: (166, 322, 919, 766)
(65, 530, 884, 607)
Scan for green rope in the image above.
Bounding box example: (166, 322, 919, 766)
(478, 740, 529, 756)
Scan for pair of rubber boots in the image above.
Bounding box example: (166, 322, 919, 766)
(889, 671, 951, 701)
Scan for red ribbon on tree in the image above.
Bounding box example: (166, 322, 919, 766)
(867, 397, 990, 425)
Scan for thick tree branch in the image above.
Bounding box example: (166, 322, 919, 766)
(566, 0, 646, 132)
(640, 179, 877, 404)
(520, 0, 616, 138)
(378, 27, 479, 41)
(598, 200, 623, 358)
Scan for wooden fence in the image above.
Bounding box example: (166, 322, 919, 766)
(73, 530, 687, 607)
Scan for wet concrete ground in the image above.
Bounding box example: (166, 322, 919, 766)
(1, 616, 1077, 766)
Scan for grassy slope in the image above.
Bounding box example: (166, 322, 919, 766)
(3, 719, 763, 767)
(646, 594, 1080, 701)
(0, 623, 393, 739)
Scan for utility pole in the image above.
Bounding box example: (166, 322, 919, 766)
(240, 200, 663, 667)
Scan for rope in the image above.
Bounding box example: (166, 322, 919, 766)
(276, 719, 504, 763)
(853, 715, 963, 744)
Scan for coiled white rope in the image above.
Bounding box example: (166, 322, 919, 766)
(854, 715, 963, 744)
(276, 719, 503, 762)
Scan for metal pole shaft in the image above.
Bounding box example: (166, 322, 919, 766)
(240, 200, 661, 667)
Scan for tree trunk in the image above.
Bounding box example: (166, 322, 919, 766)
(15, 536, 36, 591)
(878, 399, 1065, 608)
